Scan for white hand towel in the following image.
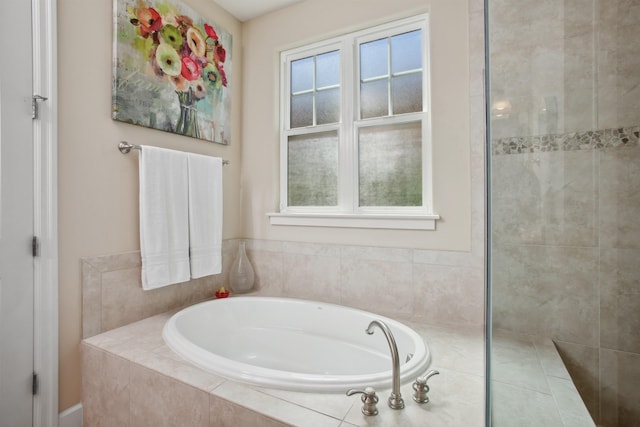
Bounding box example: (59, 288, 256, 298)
(139, 145, 191, 290)
(187, 153, 223, 278)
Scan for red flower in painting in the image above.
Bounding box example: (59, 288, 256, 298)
(218, 64, 228, 87)
(181, 56, 201, 81)
(136, 7, 162, 37)
(214, 44, 226, 63)
(204, 23, 218, 40)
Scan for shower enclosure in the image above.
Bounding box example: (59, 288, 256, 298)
(486, 1, 640, 426)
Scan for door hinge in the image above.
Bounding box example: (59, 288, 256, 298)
(32, 372, 39, 395)
(32, 236, 39, 257)
(32, 94, 48, 119)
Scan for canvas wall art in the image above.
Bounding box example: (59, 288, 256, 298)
(113, 0, 232, 144)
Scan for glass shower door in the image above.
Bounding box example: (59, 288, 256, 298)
(486, 1, 640, 426)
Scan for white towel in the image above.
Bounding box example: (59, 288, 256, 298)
(187, 153, 223, 278)
(139, 145, 191, 290)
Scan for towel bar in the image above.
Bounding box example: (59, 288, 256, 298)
(118, 141, 229, 165)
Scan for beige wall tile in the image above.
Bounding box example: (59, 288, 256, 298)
(81, 344, 130, 427)
(339, 257, 414, 317)
(600, 348, 640, 427)
(555, 341, 600, 423)
(492, 244, 599, 345)
(600, 247, 640, 354)
(600, 146, 640, 249)
(413, 264, 484, 326)
(129, 364, 210, 427)
(281, 252, 341, 303)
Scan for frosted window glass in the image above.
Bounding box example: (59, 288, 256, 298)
(288, 131, 339, 206)
(291, 93, 313, 128)
(291, 57, 313, 93)
(361, 79, 389, 119)
(359, 122, 422, 207)
(360, 38, 388, 80)
(316, 50, 340, 88)
(391, 30, 422, 73)
(316, 88, 340, 125)
(392, 73, 423, 114)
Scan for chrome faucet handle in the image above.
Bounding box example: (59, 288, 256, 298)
(412, 370, 439, 403)
(346, 386, 379, 416)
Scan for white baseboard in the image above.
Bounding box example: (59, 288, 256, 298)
(59, 403, 82, 427)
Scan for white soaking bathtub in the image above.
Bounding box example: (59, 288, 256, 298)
(162, 297, 431, 392)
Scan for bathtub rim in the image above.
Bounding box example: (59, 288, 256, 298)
(162, 296, 431, 393)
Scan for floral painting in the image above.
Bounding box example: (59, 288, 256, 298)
(112, 0, 232, 144)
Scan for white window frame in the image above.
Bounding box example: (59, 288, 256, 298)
(268, 14, 439, 230)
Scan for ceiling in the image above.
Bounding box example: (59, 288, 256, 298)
(212, 0, 304, 21)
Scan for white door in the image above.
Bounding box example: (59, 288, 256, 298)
(0, 0, 35, 425)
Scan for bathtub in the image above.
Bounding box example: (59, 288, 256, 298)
(162, 297, 431, 392)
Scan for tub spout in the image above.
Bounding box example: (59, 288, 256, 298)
(366, 320, 404, 409)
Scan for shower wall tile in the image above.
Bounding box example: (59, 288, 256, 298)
(599, 348, 640, 427)
(599, 247, 640, 354)
(599, 146, 640, 250)
(554, 341, 600, 423)
(598, 0, 640, 130)
(492, 244, 598, 346)
(564, 33, 596, 133)
(491, 151, 598, 248)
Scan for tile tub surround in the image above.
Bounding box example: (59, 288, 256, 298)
(490, 128, 640, 424)
(81, 242, 237, 338)
(241, 240, 485, 328)
(82, 240, 485, 342)
(81, 306, 596, 426)
(81, 307, 488, 426)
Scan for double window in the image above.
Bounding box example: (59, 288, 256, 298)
(271, 15, 438, 230)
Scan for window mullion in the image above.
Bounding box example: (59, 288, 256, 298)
(339, 38, 355, 214)
(387, 36, 393, 116)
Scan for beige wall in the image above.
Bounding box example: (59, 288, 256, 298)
(58, 0, 474, 413)
(57, 0, 243, 411)
(241, 0, 471, 250)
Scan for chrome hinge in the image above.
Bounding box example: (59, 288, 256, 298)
(32, 236, 39, 257)
(32, 94, 48, 119)
(32, 372, 39, 395)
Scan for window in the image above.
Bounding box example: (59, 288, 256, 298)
(269, 15, 439, 230)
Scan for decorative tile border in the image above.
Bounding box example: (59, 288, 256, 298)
(492, 126, 640, 155)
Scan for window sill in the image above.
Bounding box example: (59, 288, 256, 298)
(267, 212, 440, 230)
